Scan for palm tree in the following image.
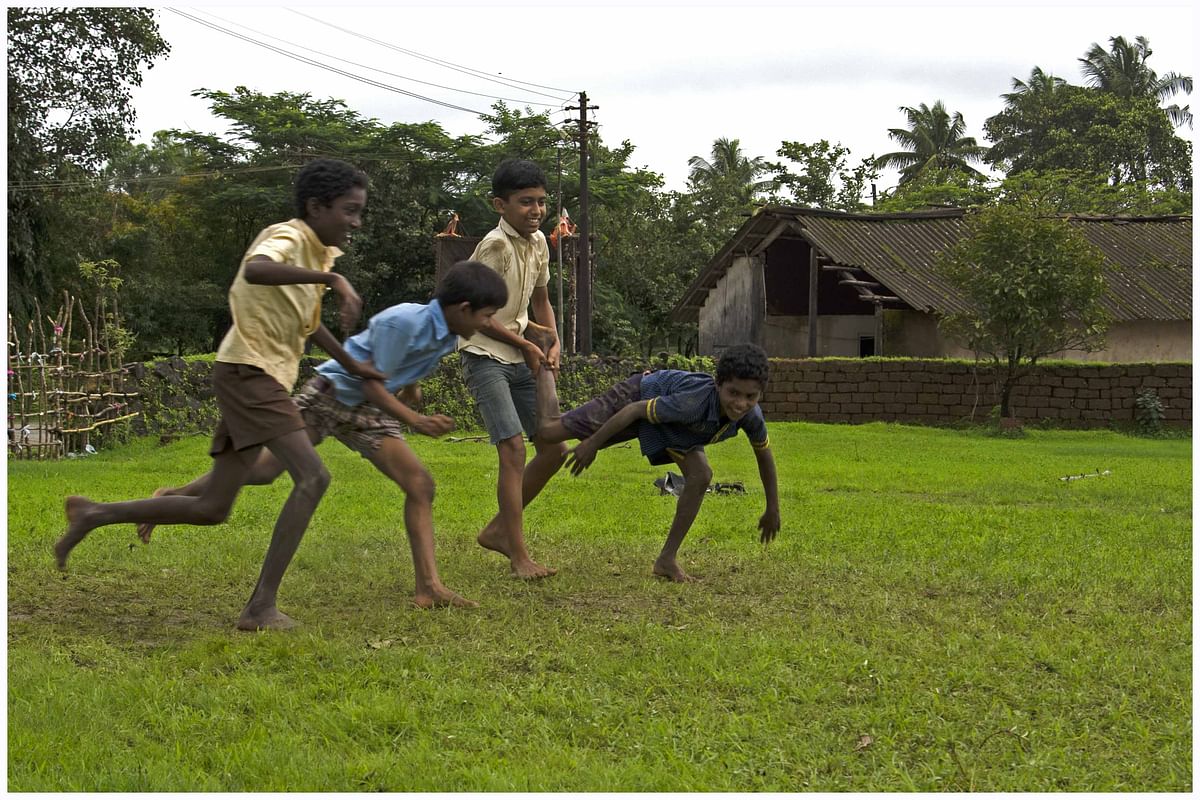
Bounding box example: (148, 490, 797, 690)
(1001, 66, 1069, 105)
(1079, 35, 1192, 127)
(687, 137, 773, 198)
(874, 101, 988, 185)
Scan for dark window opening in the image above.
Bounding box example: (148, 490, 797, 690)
(859, 335, 875, 358)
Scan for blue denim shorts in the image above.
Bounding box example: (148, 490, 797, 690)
(461, 351, 538, 444)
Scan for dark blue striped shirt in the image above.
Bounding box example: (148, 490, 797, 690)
(637, 370, 770, 465)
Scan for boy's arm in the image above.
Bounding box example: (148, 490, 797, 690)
(565, 400, 650, 476)
(360, 378, 454, 437)
(753, 445, 781, 543)
(243, 255, 363, 335)
(476, 315, 546, 375)
(309, 325, 384, 381)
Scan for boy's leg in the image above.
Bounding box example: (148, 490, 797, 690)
(653, 449, 713, 583)
(463, 353, 556, 579)
(236, 427, 331, 631)
(56, 447, 251, 569)
(364, 436, 477, 608)
(136, 447, 291, 543)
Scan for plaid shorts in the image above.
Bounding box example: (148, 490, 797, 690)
(294, 375, 405, 458)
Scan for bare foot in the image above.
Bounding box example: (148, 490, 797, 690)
(477, 522, 558, 580)
(54, 496, 96, 570)
(413, 584, 479, 609)
(236, 607, 299, 631)
(653, 558, 700, 583)
(136, 487, 174, 544)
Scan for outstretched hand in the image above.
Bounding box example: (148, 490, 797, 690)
(564, 438, 599, 476)
(757, 508, 781, 544)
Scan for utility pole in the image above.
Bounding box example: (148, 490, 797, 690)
(566, 91, 597, 353)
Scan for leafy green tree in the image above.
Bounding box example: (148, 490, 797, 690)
(996, 169, 1191, 216)
(7, 6, 169, 324)
(874, 101, 988, 185)
(936, 203, 1110, 418)
(767, 140, 879, 211)
(1079, 35, 1192, 127)
(983, 85, 1192, 187)
(872, 167, 995, 212)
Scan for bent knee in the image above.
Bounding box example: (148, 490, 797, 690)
(193, 498, 234, 525)
(403, 469, 436, 503)
(295, 465, 331, 497)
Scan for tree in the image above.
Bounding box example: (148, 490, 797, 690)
(7, 7, 169, 323)
(767, 140, 879, 211)
(983, 85, 1192, 188)
(935, 203, 1109, 419)
(874, 101, 988, 185)
(1079, 35, 1192, 127)
(684, 137, 773, 252)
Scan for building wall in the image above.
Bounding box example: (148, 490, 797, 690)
(759, 359, 1191, 428)
(761, 314, 878, 358)
(698, 255, 760, 354)
(884, 312, 1192, 362)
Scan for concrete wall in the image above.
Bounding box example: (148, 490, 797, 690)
(759, 359, 1191, 428)
(761, 313, 878, 358)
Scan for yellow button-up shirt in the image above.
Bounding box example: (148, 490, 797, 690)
(458, 217, 551, 364)
(215, 218, 343, 391)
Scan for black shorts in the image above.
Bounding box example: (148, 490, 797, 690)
(559, 373, 643, 447)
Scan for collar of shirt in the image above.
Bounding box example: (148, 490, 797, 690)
(428, 299, 451, 341)
(497, 216, 541, 246)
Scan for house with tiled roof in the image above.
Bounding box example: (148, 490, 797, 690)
(671, 206, 1191, 362)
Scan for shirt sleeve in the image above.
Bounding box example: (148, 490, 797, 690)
(471, 236, 511, 276)
(645, 388, 709, 426)
(248, 228, 304, 267)
(367, 313, 420, 377)
(741, 407, 770, 450)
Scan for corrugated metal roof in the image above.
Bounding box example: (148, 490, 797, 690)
(671, 206, 1192, 323)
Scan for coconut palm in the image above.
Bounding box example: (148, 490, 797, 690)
(1001, 66, 1069, 105)
(1079, 35, 1192, 127)
(874, 101, 988, 185)
(687, 137, 773, 199)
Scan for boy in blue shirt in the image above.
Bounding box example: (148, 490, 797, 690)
(137, 260, 508, 609)
(535, 343, 780, 582)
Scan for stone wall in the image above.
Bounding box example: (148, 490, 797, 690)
(758, 359, 1191, 428)
(122, 355, 1191, 440)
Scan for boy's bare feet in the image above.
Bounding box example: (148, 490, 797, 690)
(653, 557, 699, 583)
(236, 607, 299, 632)
(477, 522, 558, 580)
(55, 496, 97, 570)
(413, 583, 479, 609)
(135, 487, 175, 544)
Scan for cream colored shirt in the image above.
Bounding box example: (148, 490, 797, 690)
(215, 218, 343, 391)
(458, 216, 551, 364)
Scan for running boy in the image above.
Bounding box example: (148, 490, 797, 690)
(459, 159, 566, 580)
(136, 261, 509, 609)
(55, 158, 383, 631)
(536, 343, 781, 582)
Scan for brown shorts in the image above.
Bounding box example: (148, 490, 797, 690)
(209, 361, 306, 463)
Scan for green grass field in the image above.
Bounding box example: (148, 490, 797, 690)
(7, 422, 1192, 791)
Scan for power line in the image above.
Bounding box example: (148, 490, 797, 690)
(287, 9, 576, 103)
(189, 7, 563, 110)
(166, 8, 488, 116)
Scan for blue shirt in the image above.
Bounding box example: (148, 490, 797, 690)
(637, 370, 770, 465)
(316, 300, 457, 407)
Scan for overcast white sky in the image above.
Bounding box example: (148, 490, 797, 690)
(129, 1, 1196, 195)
